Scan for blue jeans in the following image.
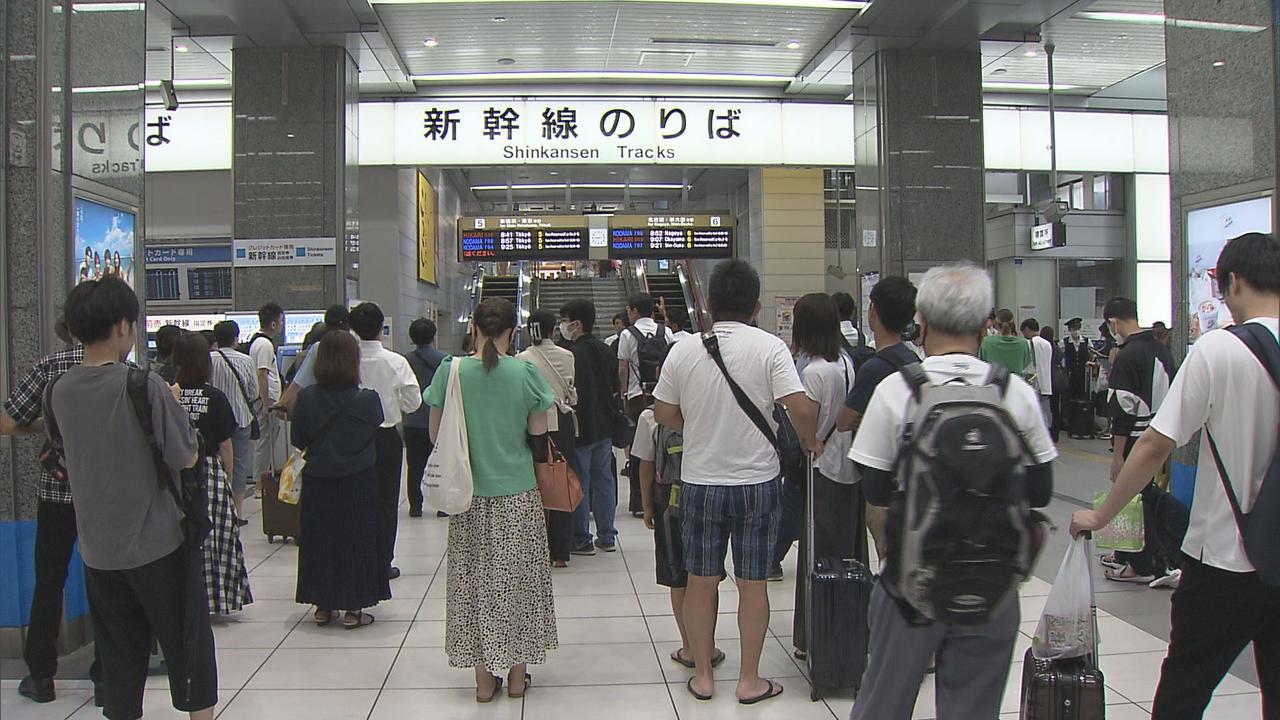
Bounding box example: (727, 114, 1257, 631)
(573, 438, 618, 546)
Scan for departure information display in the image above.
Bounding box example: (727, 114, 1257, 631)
(608, 215, 735, 259)
(458, 215, 589, 261)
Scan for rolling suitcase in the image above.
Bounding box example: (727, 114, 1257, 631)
(805, 456, 873, 701)
(261, 420, 300, 544)
(1019, 534, 1105, 719)
(1067, 399, 1096, 439)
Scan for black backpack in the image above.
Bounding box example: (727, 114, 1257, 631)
(629, 324, 668, 388)
(125, 369, 211, 549)
(885, 363, 1038, 625)
(241, 332, 272, 357)
(1205, 323, 1280, 586)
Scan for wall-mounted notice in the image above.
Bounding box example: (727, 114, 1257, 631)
(608, 214, 734, 259)
(233, 237, 337, 267)
(458, 216, 590, 261)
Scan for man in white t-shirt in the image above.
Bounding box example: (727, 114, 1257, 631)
(1021, 318, 1055, 429)
(619, 293, 676, 418)
(250, 302, 285, 486)
(849, 264, 1056, 720)
(1072, 232, 1280, 720)
(653, 259, 818, 705)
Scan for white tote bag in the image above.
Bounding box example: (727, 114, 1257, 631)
(423, 360, 474, 515)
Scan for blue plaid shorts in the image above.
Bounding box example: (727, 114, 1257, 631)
(679, 478, 782, 582)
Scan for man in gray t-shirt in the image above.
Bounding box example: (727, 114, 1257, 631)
(51, 363, 197, 571)
(50, 276, 216, 720)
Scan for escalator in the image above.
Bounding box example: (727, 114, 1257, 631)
(646, 268, 701, 332)
(479, 275, 519, 305)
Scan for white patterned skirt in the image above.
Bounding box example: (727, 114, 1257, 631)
(204, 456, 253, 615)
(446, 488, 558, 673)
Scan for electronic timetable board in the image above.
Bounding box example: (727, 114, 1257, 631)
(458, 215, 590, 261)
(607, 214, 734, 259)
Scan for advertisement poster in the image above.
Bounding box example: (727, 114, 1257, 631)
(417, 171, 438, 284)
(1186, 196, 1272, 342)
(74, 196, 136, 287)
(775, 296, 798, 345)
(233, 237, 336, 267)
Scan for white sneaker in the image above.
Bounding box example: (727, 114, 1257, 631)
(1149, 569, 1182, 589)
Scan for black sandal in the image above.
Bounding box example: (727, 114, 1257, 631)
(738, 679, 784, 705)
(670, 648, 726, 669)
(686, 677, 712, 701)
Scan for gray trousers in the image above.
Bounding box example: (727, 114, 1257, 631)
(850, 582, 1020, 720)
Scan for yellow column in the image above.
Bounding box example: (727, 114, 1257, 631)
(754, 167, 826, 335)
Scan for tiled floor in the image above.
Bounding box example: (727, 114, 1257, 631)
(1, 445, 1266, 719)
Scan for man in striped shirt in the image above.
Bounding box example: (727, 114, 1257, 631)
(1101, 296, 1178, 587)
(210, 320, 261, 519)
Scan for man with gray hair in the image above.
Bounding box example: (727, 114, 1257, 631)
(848, 263, 1057, 719)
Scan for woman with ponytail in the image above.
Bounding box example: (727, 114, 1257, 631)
(517, 309, 580, 567)
(424, 298, 558, 702)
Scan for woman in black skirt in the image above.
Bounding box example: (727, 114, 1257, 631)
(292, 330, 388, 629)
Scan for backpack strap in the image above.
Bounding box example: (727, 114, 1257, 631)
(1227, 323, 1280, 388)
(125, 368, 182, 502)
(702, 332, 779, 449)
(899, 362, 930, 402)
(985, 364, 1013, 399)
(822, 354, 853, 444)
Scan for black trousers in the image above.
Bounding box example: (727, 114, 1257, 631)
(374, 427, 405, 574)
(26, 500, 102, 682)
(85, 546, 217, 720)
(404, 426, 432, 512)
(1152, 556, 1280, 719)
(792, 471, 866, 652)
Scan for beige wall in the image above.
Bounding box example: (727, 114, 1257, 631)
(750, 168, 826, 333)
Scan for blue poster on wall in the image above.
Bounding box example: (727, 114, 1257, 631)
(73, 196, 137, 288)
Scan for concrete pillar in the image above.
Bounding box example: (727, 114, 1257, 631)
(749, 167, 826, 334)
(2, 0, 145, 658)
(853, 50, 986, 278)
(232, 47, 358, 312)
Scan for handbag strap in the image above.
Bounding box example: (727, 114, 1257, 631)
(217, 349, 260, 413)
(701, 332, 778, 449)
(528, 344, 574, 411)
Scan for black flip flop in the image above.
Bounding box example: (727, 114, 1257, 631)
(738, 679, 784, 705)
(686, 677, 713, 701)
(671, 648, 726, 669)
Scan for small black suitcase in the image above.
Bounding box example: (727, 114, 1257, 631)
(1019, 534, 1105, 719)
(1067, 399, 1096, 439)
(804, 459, 873, 701)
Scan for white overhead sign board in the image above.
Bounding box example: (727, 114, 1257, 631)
(233, 237, 337, 267)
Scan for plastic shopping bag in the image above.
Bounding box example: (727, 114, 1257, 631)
(1032, 536, 1095, 661)
(1093, 491, 1144, 552)
(423, 360, 474, 515)
(278, 449, 304, 505)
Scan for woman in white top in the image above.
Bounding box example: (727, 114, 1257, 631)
(788, 292, 860, 659)
(517, 309, 580, 567)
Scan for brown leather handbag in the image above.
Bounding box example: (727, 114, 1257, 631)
(536, 437, 583, 512)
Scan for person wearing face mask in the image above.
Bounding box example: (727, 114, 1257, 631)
(558, 299, 622, 556)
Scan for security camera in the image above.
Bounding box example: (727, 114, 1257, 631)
(160, 80, 178, 111)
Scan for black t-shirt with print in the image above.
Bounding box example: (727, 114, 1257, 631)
(844, 343, 922, 414)
(177, 383, 237, 456)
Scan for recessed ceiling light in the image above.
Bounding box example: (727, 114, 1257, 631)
(174, 44, 190, 53)
(1213, 59, 1227, 67)
(411, 70, 794, 84)
(609, 171, 618, 175)
(1024, 49, 1038, 57)
(549, 171, 559, 176)
(491, 15, 507, 22)
(286, 133, 295, 138)
(423, 37, 438, 47)
(497, 57, 516, 65)
(785, 39, 801, 50)
(983, 81, 1082, 91)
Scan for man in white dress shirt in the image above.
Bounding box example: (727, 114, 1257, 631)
(1021, 318, 1056, 431)
(350, 303, 422, 581)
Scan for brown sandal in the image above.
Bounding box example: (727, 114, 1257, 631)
(508, 673, 531, 699)
(476, 675, 503, 703)
(342, 611, 375, 629)
(314, 609, 335, 626)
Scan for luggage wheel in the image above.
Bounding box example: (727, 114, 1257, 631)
(810, 688, 822, 702)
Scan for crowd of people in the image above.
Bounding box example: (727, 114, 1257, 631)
(1, 231, 1276, 720)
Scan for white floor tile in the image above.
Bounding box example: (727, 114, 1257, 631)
(657, 637, 805, 682)
(381, 647, 481, 689)
(403, 620, 447, 648)
(67, 689, 188, 719)
(1099, 650, 1257, 703)
(551, 570, 638, 596)
(526, 642, 666, 687)
(280, 620, 411, 649)
(247, 648, 399, 690)
(211, 619, 294, 649)
(217, 689, 380, 720)
(232, 599, 309, 623)
(553, 593, 643, 618)
(393, 554, 445, 576)
(648, 612, 742, 643)
(0, 690, 93, 720)
(556, 616, 654, 645)
(242, 574, 298, 600)
(524, 683, 677, 720)
(143, 647, 272, 691)
(1200, 692, 1264, 720)
(370, 688, 524, 720)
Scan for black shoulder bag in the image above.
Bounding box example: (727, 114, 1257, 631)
(1204, 323, 1280, 586)
(701, 332, 804, 482)
(125, 369, 212, 549)
(217, 349, 262, 440)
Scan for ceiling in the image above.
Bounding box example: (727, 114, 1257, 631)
(145, 0, 1171, 105)
(450, 165, 747, 210)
